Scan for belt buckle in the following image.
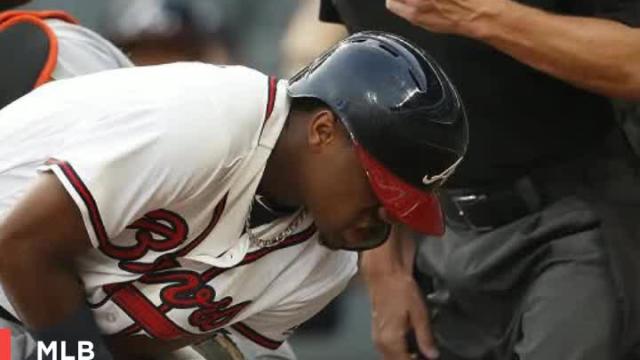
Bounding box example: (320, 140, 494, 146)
(450, 193, 494, 233)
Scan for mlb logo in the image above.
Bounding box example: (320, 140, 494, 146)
(0, 328, 9, 360)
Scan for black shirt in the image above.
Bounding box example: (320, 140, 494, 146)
(320, 0, 639, 187)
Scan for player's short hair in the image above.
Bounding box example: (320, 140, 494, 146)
(290, 96, 328, 114)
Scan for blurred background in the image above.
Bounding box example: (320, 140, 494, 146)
(15, 0, 375, 358)
(20, 0, 349, 77)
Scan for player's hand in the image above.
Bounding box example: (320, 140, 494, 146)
(366, 271, 438, 360)
(360, 225, 438, 359)
(386, 0, 508, 36)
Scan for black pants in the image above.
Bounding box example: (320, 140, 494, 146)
(414, 130, 640, 360)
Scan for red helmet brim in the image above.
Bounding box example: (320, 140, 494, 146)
(355, 144, 445, 236)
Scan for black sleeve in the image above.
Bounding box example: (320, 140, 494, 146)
(598, 0, 640, 27)
(319, 0, 343, 24)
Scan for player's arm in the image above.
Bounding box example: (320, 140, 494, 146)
(0, 174, 197, 359)
(0, 174, 114, 358)
(359, 225, 438, 360)
(387, 0, 640, 100)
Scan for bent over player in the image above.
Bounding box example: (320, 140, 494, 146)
(0, 32, 467, 359)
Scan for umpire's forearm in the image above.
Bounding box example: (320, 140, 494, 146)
(470, 1, 640, 100)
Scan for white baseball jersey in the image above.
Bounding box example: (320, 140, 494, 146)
(0, 63, 357, 351)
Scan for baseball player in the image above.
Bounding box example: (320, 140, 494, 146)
(0, 7, 291, 357)
(0, 31, 467, 359)
(0, 8, 294, 358)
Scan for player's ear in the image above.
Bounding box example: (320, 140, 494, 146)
(307, 110, 342, 151)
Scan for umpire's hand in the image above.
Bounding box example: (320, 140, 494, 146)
(360, 226, 439, 360)
(386, 0, 507, 36)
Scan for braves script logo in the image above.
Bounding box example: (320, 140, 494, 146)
(140, 270, 250, 332)
(96, 195, 250, 338)
(104, 209, 189, 266)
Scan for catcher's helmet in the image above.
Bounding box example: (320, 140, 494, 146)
(0, 0, 30, 11)
(288, 31, 468, 236)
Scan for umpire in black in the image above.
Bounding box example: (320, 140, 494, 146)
(320, 0, 640, 359)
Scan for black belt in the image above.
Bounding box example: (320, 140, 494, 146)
(440, 176, 543, 232)
(0, 304, 21, 325)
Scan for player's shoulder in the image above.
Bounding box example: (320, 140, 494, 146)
(132, 64, 276, 177)
(126, 63, 270, 115)
(147, 62, 268, 93)
(11, 63, 274, 169)
(158, 63, 273, 153)
(168, 63, 273, 118)
(67, 62, 271, 144)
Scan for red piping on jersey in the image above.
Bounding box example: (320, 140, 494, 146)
(231, 322, 283, 350)
(264, 76, 278, 122)
(45, 159, 110, 247)
(0, 11, 79, 87)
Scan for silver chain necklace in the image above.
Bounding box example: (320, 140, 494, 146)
(245, 198, 307, 248)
